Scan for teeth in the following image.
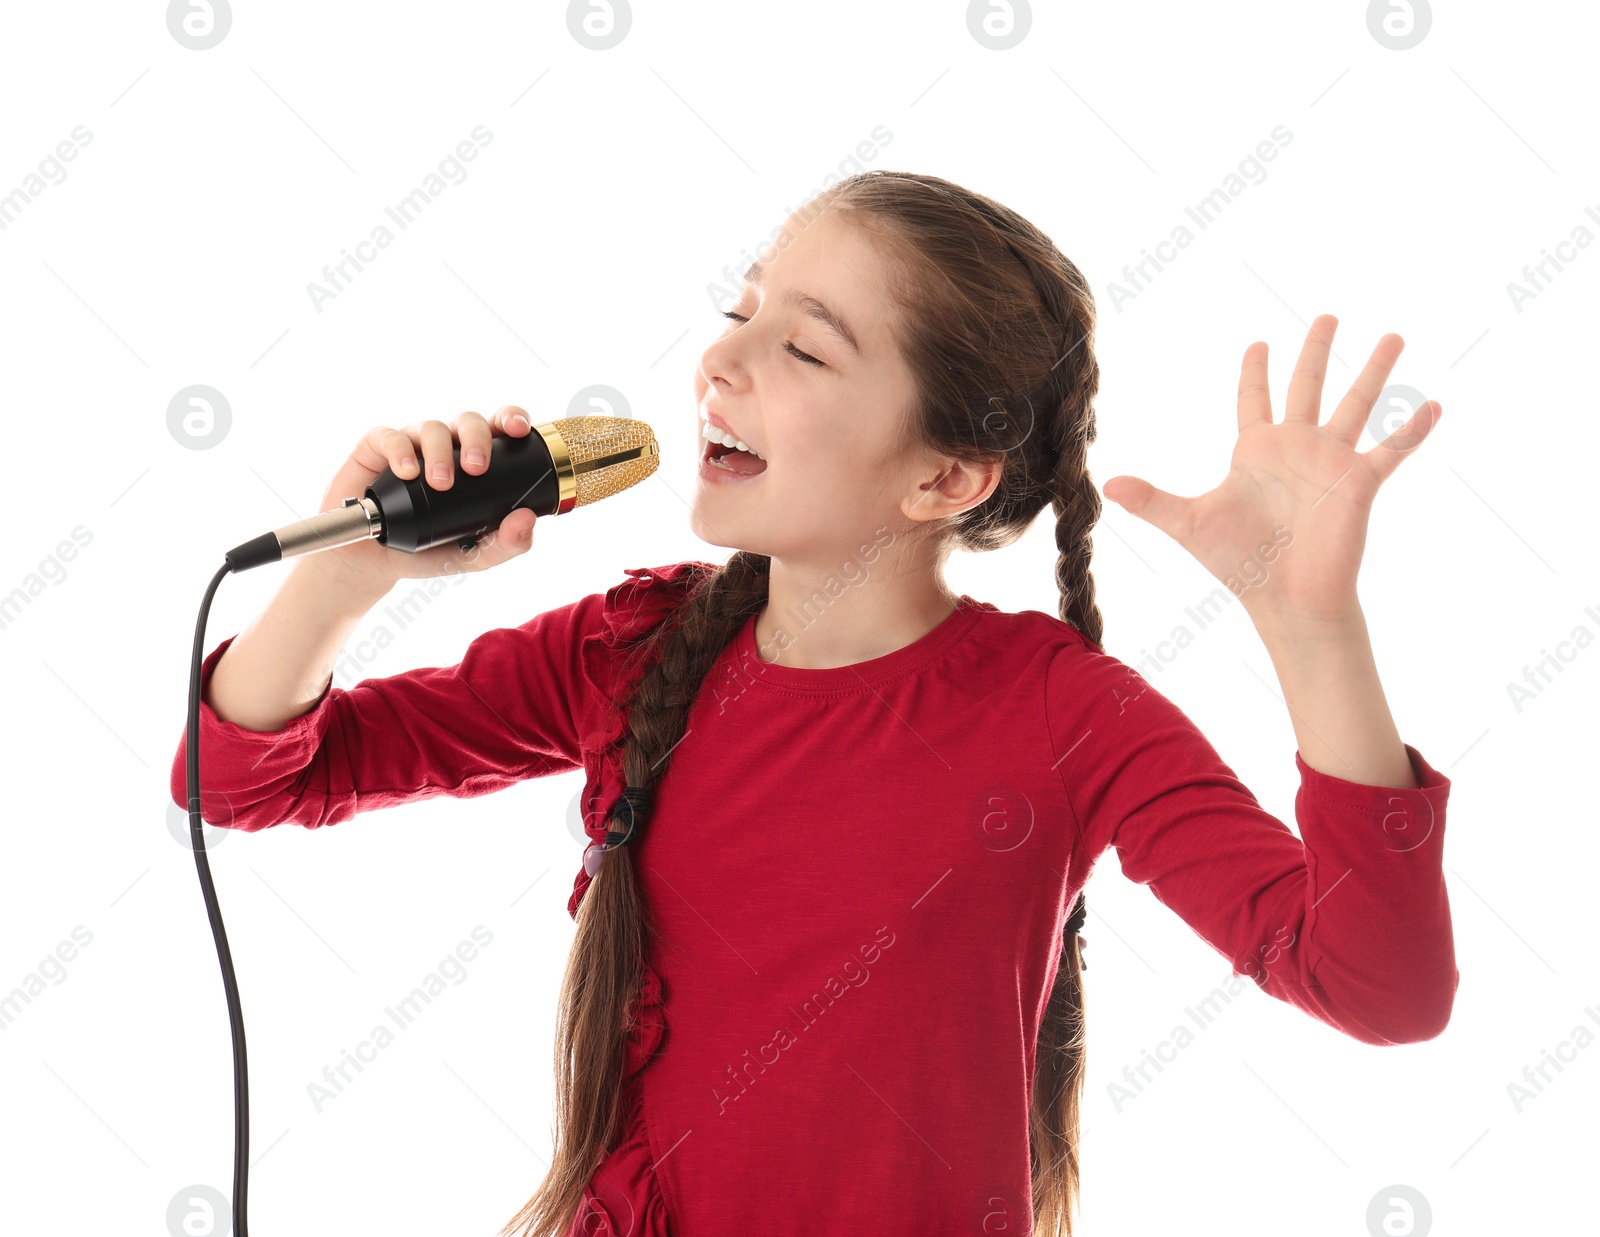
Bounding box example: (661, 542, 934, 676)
(701, 419, 765, 461)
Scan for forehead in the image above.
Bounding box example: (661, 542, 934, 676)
(754, 204, 881, 282)
(747, 205, 894, 349)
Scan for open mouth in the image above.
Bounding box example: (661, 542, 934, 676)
(702, 436, 768, 476)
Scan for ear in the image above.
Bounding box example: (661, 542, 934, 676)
(902, 453, 1001, 523)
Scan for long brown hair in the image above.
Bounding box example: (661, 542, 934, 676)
(500, 170, 1104, 1237)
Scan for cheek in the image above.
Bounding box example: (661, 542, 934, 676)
(783, 437, 874, 491)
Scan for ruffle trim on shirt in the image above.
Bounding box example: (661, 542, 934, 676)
(562, 563, 709, 1093)
(622, 960, 665, 1080)
(564, 1077, 671, 1237)
(576, 562, 711, 755)
(569, 562, 713, 922)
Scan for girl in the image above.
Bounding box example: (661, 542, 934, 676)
(174, 170, 1455, 1237)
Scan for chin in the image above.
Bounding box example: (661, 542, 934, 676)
(688, 513, 767, 560)
(686, 508, 739, 551)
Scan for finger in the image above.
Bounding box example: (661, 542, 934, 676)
(1102, 475, 1193, 544)
(1284, 314, 1338, 424)
(358, 426, 419, 482)
(418, 420, 456, 490)
(490, 405, 533, 436)
(326, 427, 415, 511)
(1327, 332, 1405, 447)
(1237, 341, 1272, 431)
(455, 410, 493, 475)
(1364, 400, 1441, 485)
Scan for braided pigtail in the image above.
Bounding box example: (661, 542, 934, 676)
(499, 553, 771, 1237)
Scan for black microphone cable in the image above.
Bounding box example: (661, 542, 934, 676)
(184, 559, 255, 1237)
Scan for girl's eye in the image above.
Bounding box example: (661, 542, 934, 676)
(719, 310, 825, 367)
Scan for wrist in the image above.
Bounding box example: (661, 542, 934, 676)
(290, 553, 394, 615)
(1245, 600, 1367, 649)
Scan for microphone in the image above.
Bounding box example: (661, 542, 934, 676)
(224, 415, 659, 573)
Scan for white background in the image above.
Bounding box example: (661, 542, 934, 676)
(0, 1, 1592, 1234)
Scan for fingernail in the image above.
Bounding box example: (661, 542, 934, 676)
(401, 456, 417, 474)
(510, 414, 529, 432)
(464, 448, 487, 469)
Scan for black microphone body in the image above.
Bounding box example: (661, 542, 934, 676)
(224, 417, 656, 573)
(371, 431, 561, 553)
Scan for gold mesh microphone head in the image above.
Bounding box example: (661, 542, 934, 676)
(531, 416, 660, 514)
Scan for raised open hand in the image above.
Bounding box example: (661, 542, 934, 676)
(1102, 315, 1442, 629)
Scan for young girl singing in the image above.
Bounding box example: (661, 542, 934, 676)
(173, 170, 1455, 1237)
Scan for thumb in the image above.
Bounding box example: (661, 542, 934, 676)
(1102, 475, 1190, 542)
(469, 508, 537, 569)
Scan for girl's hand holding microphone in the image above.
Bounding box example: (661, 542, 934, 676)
(308, 406, 539, 595)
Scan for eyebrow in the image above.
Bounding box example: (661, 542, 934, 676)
(743, 259, 862, 358)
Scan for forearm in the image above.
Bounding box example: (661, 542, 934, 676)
(205, 555, 393, 733)
(1249, 606, 1418, 790)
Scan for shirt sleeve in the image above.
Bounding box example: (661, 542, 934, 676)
(1044, 632, 1456, 1046)
(168, 591, 605, 831)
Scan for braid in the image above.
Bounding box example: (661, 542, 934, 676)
(963, 198, 1106, 653)
(1052, 428, 1105, 652)
(620, 551, 772, 789)
(1003, 237, 1105, 653)
(503, 551, 771, 1237)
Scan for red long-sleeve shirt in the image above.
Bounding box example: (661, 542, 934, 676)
(169, 560, 1456, 1236)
